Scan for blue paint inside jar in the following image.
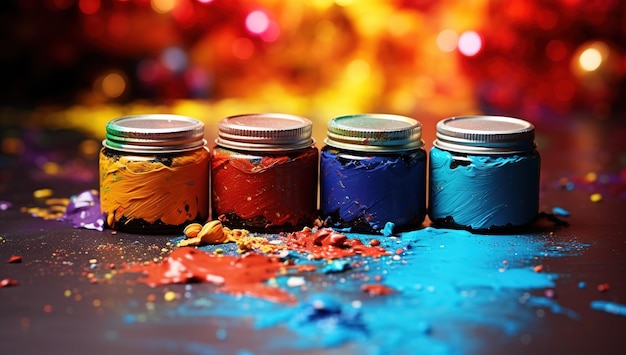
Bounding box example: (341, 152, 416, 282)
(320, 114, 427, 233)
(428, 115, 540, 231)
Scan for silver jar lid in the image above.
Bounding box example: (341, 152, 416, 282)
(324, 114, 424, 152)
(103, 114, 206, 153)
(216, 113, 315, 151)
(434, 115, 535, 154)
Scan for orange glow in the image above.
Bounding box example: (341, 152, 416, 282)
(232, 37, 254, 60)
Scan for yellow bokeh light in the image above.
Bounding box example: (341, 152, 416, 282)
(100, 72, 127, 98)
(151, 0, 176, 14)
(579, 47, 603, 72)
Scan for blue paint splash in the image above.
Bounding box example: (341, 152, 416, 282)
(116, 226, 583, 354)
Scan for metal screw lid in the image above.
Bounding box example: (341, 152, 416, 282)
(324, 114, 424, 152)
(103, 114, 206, 153)
(216, 113, 315, 151)
(434, 115, 536, 154)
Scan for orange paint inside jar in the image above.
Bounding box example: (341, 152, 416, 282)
(99, 114, 210, 233)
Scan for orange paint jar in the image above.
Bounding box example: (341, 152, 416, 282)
(99, 115, 210, 233)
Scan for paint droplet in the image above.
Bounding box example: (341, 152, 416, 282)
(578, 281, 587, 289)
(533, 265, 544, 273)
(369, 239, 380, 246)
(551, 206, 570, 217)
(590, 193, 602, 202)
(164, 291, 177, 302)
(597, 283, 610, 292)
(585, 171, 597, 183)
(33, 188, 53, 199)
(8, 255, 22, 263)
(43, 304, 53, 313)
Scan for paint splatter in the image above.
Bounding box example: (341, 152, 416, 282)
(112, 225, 584, 354)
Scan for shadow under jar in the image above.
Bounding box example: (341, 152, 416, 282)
(320, 114, 427, 234)
(99, 114, 210, 234)
(428, 115, 541, 231)
(211, 113, 318, 232)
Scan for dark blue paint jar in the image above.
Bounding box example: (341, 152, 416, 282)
(320, 114, 426, 233)
(429, 115, 540, 231)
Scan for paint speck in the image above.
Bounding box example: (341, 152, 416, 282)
(164, 291, 178, 302)
(287, 276, 306, 288)
(0, 201, 12, 211)
(578, 281, 587, 289)
(64, 289, 72, 297)
(533, 265, 544, 273)
(33, 188, 53, 199)
(8, 255, 22, 263)
(590, 193, 603, 202)
(0, 278, 19, 287)
(597, 283, 610, 292)
(43, 304, 53, 313)
(585, 171, 597, 183)
(369, 239, 380, 246)
(544, 289, 555, 298)
(590, 300, 626, 316)
(551, 206, 570, 217)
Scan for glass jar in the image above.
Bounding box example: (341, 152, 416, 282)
(429, 115, 540, 231)
(211, 113, 318, 231)
(320, 114, 426, 233)
(99, 114, 210, 233)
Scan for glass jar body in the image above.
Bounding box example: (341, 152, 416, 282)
(211, 146, 319, 231)
(99, 147, 210, 233)
(320, 146, 427, 233)
(428, 146, 540, 231)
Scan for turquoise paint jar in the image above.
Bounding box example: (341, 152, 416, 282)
(428, 116, 540, 231)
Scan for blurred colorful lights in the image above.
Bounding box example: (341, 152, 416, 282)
(458, 30, 482, 57)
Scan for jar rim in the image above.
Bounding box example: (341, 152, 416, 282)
(216, 113, 314, 151)
(434, 115, 535, 154)
(103, 114, 206, 153)
(325, 113, 424, 152)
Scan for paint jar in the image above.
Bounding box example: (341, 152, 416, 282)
(320, 114, 427, 233)
(99, 114, 210, 233)
(211, 113, 318, 231)
(429, 115, 540, 231)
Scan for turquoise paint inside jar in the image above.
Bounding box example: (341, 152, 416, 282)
(428, 116, 540, 230)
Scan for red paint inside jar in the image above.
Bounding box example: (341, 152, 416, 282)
(211, 147, 318, 231)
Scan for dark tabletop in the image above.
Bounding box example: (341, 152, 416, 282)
(1, 116, 625, 355)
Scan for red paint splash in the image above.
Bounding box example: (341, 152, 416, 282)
(283, 228, 389, 260)
(124, 247, 309, 304)
(122, 228, 390, 304)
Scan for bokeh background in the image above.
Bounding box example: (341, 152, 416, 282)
(1, 0, 625, 150)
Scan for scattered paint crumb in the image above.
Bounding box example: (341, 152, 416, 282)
(8, 255, 22, 263)
(597, 283, 610, 292)
(578, 281, 587, 289)
(0, 200, 12, 211)
(33, 188, 53, 199)
(590, 193, 603, 203)
(551, 206, 570, 217)
(164, 291, 177, 302)
(590, 300, 626, 316)
(1, 278, 19, 287)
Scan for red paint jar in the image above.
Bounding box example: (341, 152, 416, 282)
(211, 113, 318, 231)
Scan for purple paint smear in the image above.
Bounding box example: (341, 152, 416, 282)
(59, 190, 104, 231)
(114, 227, 584, 354)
